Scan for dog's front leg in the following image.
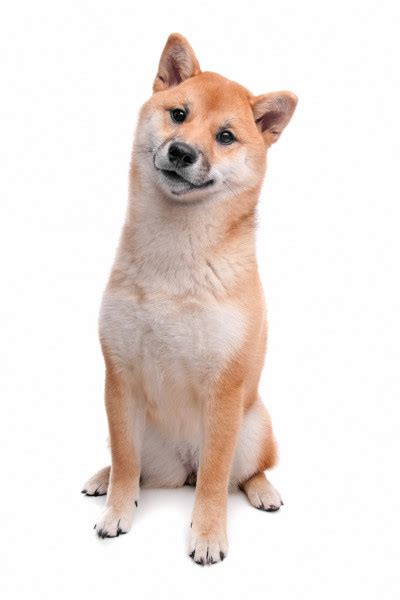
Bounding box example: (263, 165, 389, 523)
(190, 385, 243, 565)
(94, 355, 144, 538)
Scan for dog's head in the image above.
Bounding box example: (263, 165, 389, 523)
(135, 33, 297, 202)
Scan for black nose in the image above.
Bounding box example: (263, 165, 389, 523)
(168, 142, 198, 168)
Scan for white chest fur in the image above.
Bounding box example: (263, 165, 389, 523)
(99, 189, 253, 439)
(100, 291, 244, 410)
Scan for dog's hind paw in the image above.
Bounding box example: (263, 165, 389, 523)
(242, 472, 283, 512)
(81, 466, 110, 497)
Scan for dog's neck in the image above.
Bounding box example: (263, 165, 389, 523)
(110, 162, 260, 299)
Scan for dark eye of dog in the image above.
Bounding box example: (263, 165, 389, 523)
(170, 108, 187, 123)
(216, 130, 236, 145)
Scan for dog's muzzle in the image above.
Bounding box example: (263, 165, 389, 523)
(154, 141, 214, 194)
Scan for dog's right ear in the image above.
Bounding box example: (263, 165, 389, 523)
(153, 33, 201, 93)
(252, 91, 298, 146)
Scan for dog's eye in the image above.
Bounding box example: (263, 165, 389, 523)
(170, 108, 187, 123)
(216, 130, 236, 145)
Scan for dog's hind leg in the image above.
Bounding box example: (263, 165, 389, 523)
(82, 466, 110, 497)
(230, 398, 283, 511)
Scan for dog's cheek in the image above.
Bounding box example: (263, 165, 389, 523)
(217, 148, 261, 191)
(136, 109, 166, 152)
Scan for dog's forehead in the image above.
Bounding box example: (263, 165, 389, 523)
(151, 72, 253, 123)
(182, 72, 252, 115)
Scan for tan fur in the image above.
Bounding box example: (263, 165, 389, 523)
(82, 33, 297, 565)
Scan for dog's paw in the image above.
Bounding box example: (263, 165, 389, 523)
(94, 504, 136, 539)
(81, 466, 110, 497)
(189, 529, 228, 566)
(246, 479, 283, 512)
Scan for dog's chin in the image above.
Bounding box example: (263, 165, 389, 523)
(156, 168, 215, 201)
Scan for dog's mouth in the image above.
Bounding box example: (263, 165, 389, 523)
(157, 167, 214, 194)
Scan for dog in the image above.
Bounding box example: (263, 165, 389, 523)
(82, 33, 297, 566)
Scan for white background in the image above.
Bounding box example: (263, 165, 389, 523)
(1, 0, 399, 598)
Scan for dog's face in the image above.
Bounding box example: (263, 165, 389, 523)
(135, 34, 297, 203)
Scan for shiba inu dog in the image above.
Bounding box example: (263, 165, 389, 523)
(82, 33, 297, 566)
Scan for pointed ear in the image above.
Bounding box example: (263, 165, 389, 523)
(153, 33, 201, 93)
(252, 91, 298, 145)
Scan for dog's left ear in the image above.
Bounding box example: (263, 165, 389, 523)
(153, 33, 201, 93)
(252, 91, 298, 146)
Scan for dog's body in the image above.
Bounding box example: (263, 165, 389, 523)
(83, 34, 297, 565)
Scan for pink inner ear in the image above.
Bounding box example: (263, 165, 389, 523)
(256, 110, 282, 133)
(168, 55, 183, 86)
